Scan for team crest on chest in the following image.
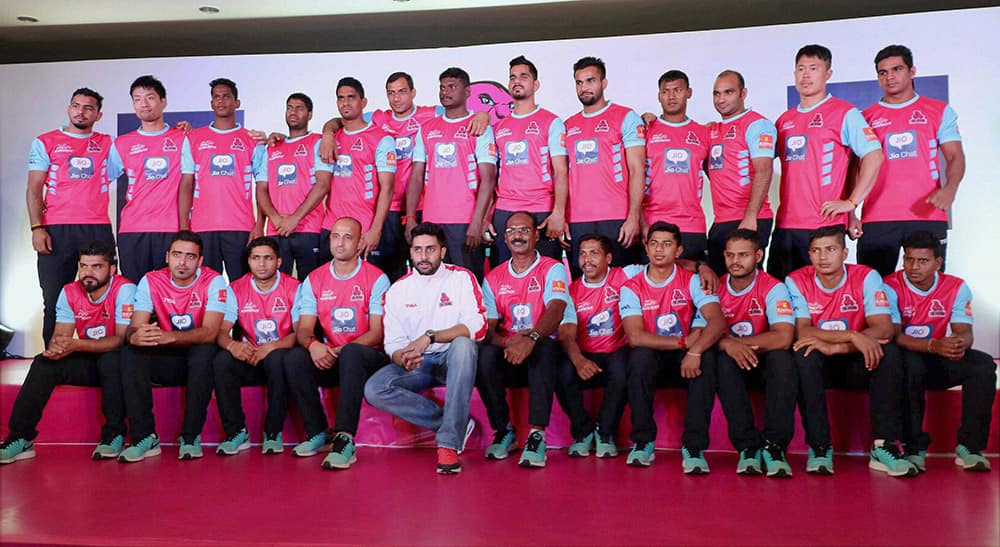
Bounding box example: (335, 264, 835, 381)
(723, 126, 738, 140)
(928, 299, 947, 317)
(808, 113, 824, 128)
(352, 138, 365, 151)
(525, 121, 541, 135)
(454, 126, 469, 139)
(685, 131, 701, 145)
(350, 285, 365, 302)
(595, 119, 610, 133)
(87, 139, 103, 153)
(603, 286, 619, 304)
(272, 297, 288, 313)
(162, 137, 178, 152)
(294, 144, 308, 157)
(748, 297, 764, 316)
(839, 294, 859, 313)
(527, 277, 542, 293)
(189, 292, 203, 308)
(231, 138, 246, 151)
(909, 110, 928, 125)
(671, 288, 688, 307)
(439, 292, 453, 307)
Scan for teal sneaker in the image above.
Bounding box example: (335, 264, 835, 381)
(0, 437, 36, 464)
(293, 431, 331, 457)
(736, 448, 762, 475)
(869, 442, 918, 477)
(682, 446, 710, 475)
(485, 428, 516, 460)
(322, 433, 358, 470)
(904, 446, 927, 473)
(568, 431, 595, 458)
(178, 435, 203, 460)
(92, 434, 125, 460)
(806, 445, 834, 475)
(261, 432, 284, 455)
(118, 434, 161, 463)
(216, 429, 250, 456)
(518, 431, 547, 468)
(595, 433, 618, 458)
(626, 442, 655, 467)
(955, 444, 991, 472)
(761, 442, 792, 478)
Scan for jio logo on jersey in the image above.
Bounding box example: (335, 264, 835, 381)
(68, 156, 95, 180)
(254, 318, 279, 344)
(505, 140, 529, 166)
(587, 309, 615, 338)
(331, 307, 357, 334)
(818, 319, 848, 331)
(84, 325, 107, 340)
(886, 131, 918, 160)
(575, 139, 599, 165)
(784, 135, 807, 162)
(708, 144, 724, 171)
(511, 303, 533, 332)
(434, 142, 458, 168)
(170, 313, 195, 331)
(729, 320, 755, 337)
(663, 148, 691, 174)
(334, 154, 354, 177)
(655, 312, 682, 337)
(276, 164, 297, 186)
(903, 324, 932, 339)
(143, 157, 169, 181)
(210, 154, 236, 177)
(394, 136, 414, 161)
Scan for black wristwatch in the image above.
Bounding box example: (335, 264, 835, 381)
(425, 329, 436, 344)
(527, 330, 541, 342)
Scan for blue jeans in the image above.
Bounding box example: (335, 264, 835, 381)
(364, 337, 478, 450)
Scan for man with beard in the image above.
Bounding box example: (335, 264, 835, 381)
(1, 242, 135, 464)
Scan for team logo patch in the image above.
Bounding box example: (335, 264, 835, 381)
(928, 299, 947, 318)
(862, 126, 878, 142)
(211, 154, 236, 177)
(162, 137, 178, 152)
(294, 144, 309, 157)
(68, 156, 95, 180)
(272, 297, 288, 313)
(551, 280, 566, 294)
(406, 118, 421, 132)
(603, 286, 619, 304)
(775, 300, 793, 316)
(909, 110, 927, 125)
(670, 289, 688, 307)
(231, 137, 246, 152)
(685, 131, 701, 146)
(511, 303, 533, 331)
(525, 121, 541, 135)
(439, 292, 453, 307)
(748, 297, 764, 316)
(839, 294, 859, 313)
(189, 292, 203, 308)
(784, 135, 807, 162)
(595, 119, 610, 133)
(277, 163, 297, 186)
(874, 290, 890, 308)
(505, 140, 529, 166)
(351, 285, 365, 302)
(351, 138, 365, 151)
(723, 126, 738, 140)
(454, 126, 469, 139)
(87, 139, 103, 153)
(808, 113, 823, 128)
(757, 133, 774, 150)
(527, 277, 542, 293)
(886, 131, 918, 160)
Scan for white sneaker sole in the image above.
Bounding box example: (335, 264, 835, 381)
(119, 446, 161, 463)
(955, 457, 991, 471)
(0, 448, 36, 464)
(869, 459, 918, 477)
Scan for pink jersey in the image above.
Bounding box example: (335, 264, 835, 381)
(418, 115, 496, 224)
(788, 264, 880, 332)
(643, 118, 709, 232)
(33, 130, 112, 225)
(718, 271, 791, 337)
(485, 256, 565, 339)
(707, 110, 776, 223)
(883, 271, 970, 340)
(324, 123, 395, 232)
(570, 267, 629, 353)
(266, 133, 326, 234)
(229, 273, 300, 346)
(305, 261, 385, 347)
(622, 267, 698, 337)
(187, 125, 261, 232)
(145, 267, 224, 332)
(494, 107, 565, 213)
(372, 106, 437, 212)
(862, 96, 955, 223)
(63, 275, 134, 340)
(113, 127, 187, 233)
(565, 103, 646, 222)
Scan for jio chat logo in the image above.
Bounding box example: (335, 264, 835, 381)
(587, 309, 615, 338)
(708, 144, 724, 171)
(276, 163, 297, 186)
(395, 136, 414, 160)
(903, 324, 932, 339)
(210, 154, 236, 177)
(334, 153, 354, 177)
(784, 135, 807, 162)
(663, 148, 691, 174)
(511, 303, 533, 332)
(434, 142, 458, 168)
(170, 313, 195, 331)
(68, 156, 95, 180)
(575, 139, 598, 165)
(84, 325, 107, 340)
(331, 307, 357, 334)
(505, 140, 529, 166)
(729, 320, 755, 337)
(143, 157, 169, 181)
(254, 318, 279, 344)
(886, 131, 918, 160)
(655, 312, 682, 336)
(818, 319, 848, 331)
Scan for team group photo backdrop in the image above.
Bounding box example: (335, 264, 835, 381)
(1, 7, 997, 358)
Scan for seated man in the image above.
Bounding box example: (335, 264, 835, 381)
(620, 222, 725, 472)
(557, 234, 642, 458)
(883, 231, 996, 472)
(2, 242, 135, 464)
(786, 225, 916, 477)
(477, 212, 569, 468)
(284, 217, 390, 470)
(708, 229, 797, 477)
(212, 237, 301, 456)
(365, 222, 486, 474)
(119, 231, 226, 462)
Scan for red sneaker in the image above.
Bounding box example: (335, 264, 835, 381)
(437, 447, 461, 475)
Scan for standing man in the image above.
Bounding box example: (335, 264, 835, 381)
(859, 45, 966, 275)
(709, 229, 797, 477)
(284, 217, 390, 470)
(212, 237, 301, 456)
(365, 222, 486, 475)
(564, 56, 646, 272)
(785, 226, 916, 477)
(405, 67, 498, 282)
(643, 70, 710, 261)
(108, 75, 194, 285)
(619, 222, 725, 472)
(883, 231, 995, 472)
(257, 92, 332, 280)
(492, 55, 569, 263)
(1, 242, 134, 464)
(477, 212, 570, 468)
(707, 70, 777, 276)
(27, 88, 116, 346)
(769, 45, 884, 279)
(181, 78, 267, 281)
(118, 231, 227, 463)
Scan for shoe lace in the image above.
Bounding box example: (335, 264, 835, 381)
(1, 437, 21, 450)
(492, 429, 512, 445)
(764, 442, 785, 462)
(525, 432, 543, 452)
(880, 442, 904, 460)
(331, 434, 351, 454)
(812, 445, 830, 458)
(437, 447, 458, 465)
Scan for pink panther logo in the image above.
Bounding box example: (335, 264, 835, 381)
(468, 81, 513, 125)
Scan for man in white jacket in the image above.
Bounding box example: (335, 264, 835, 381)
(364, 222, 486, 474)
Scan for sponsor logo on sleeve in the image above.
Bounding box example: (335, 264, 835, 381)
(775, 300, 793, 316)
(757, 133, 774, 150)
(874, 290, 889, 308)
(551, 280, 567, 294)
(862, 126, 878, 142)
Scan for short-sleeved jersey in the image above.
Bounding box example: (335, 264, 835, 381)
(325, 122, 396, 232)
(619, 266, 718, 337)
(862, 95, 961, 223)
(882, 270, 972, 340)
(494, 107, 568, 213)
(371, 105, 440, 212)
(643, 117, 710, 232)
(186, 124, 267, 232)
(775, 95, 881, 230)
(109, 126, 194, 233)
(266, 132, 332, 235)
(707, 110, 776, 223)
(57, 275, 136, 340)
(296, 260, 389, 347)
(28, 128, 113, 225)
(225, 272, 301, 346)
(564, 102, 646, 223)
(785, 264, 892, 332)
(482, 254, 570, 340)
(564, 265, 643, 354)
(715, 271, 794, 337)
(137, 267, 226, 332)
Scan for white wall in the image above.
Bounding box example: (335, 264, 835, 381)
(2, 7, 997, 356)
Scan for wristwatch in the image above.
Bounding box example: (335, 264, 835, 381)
(527, 330, 541, 342)
(425, 329, 436, 344)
